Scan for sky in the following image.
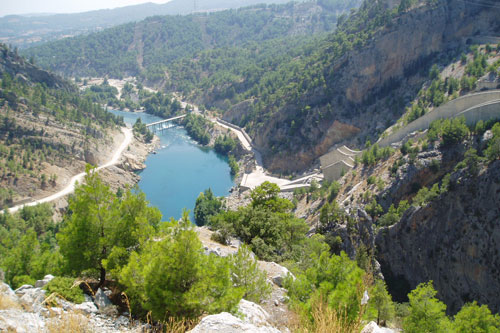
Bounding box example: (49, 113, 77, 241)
(0, 0, 171, 17)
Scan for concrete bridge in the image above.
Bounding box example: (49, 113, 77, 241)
(146, 115, 186, 133)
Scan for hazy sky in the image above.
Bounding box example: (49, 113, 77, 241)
(0, 0, 171, 17)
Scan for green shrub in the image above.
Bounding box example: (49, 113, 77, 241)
(452, 301, 500, 332)
(119, 214, 244, 320)
(44, 277, 85, 304)
(404, 282, 451, 332)
(12, 275, 36, 289)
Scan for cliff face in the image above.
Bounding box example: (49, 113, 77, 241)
(339, 0, 497, 103)
(376, 160, 500, 314)
(251, 0, 500, 172)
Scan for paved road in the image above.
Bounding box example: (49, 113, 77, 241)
(213, 118, 320, 190)
(7, 127, 133, 214)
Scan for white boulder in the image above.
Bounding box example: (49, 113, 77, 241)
(189, 299, 281, 333)
(361, 321, 399, 333)
(35, 274, 55, 288)
(189, 312, 281, 333)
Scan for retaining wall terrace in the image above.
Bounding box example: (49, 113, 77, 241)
(378, 90, 500, 147)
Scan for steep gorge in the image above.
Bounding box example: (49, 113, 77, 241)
(376, 160, 500, 314)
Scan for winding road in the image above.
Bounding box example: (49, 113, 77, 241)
(7, 127, 133, 214)
(213, 118, 322, 191)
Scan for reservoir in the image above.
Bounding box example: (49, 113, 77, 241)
(109, 110, 234, 221)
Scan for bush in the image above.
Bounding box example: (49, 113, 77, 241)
(194, 188, 222, 226)
(403, 282, 451, 332)
(44, 277, 85, 304)
(228, 245, 271, 303)
(453, 301, 500, 332)
(285, 251, 365, 324)
(12, 275, 36, 289)
(119, 214, 243, 320)
(228, 155, 239, 176)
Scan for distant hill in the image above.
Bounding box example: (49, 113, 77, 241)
(23, 0, 359, 79)
(0, 0, 302, 49)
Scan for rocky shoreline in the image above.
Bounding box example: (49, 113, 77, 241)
(49, 128, 159, 220)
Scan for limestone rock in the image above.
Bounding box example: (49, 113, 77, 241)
(121, 153, 146, 171)
(238, 299, 271, 326)
(94, 288, 113, 310)
(14, 285, 46, 312)
(260, 262, 294, 288)
(189, 312, 280, 333)
(190, 299, 281, 333)
(0, 282, 18, 304)
(75, 301, 99, 315)
(361, 321, 398, 333)
(0, 309, 46, 333)
(35, 274, 55, 288)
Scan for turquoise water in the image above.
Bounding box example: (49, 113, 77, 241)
(109, 110, 234, 221)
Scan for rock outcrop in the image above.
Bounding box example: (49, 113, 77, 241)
(361, 321, 399, 333)
(0, 282, 141, 332)
(376, 160, 500, 314)
(189, 299, 281, 333)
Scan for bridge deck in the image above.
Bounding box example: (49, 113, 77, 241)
(146, 115, 186, 127)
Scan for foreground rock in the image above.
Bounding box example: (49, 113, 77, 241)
(0, 282, 142, 332)
(361, 321, 399, 333)
(190, 299, 281, 333)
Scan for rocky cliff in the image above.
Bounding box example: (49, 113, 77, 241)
(376, 160, 500, 314)
(248, 0, 500, 172)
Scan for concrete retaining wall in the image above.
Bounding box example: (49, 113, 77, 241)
(323, 160, 353, 182)
(378, 90, 500, 147)
(218, 119, 253, 145)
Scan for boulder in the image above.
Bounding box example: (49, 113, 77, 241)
(35, 274, 55, 288)
(190, 299, 281, 333)
(238, 299, 271, 326)
(361, 321, 398, 333)
(268, 263, 294, 288)
(18, 288, 46, 312)
(74, 301, 99, 315)
(94, 288, 113, 310)
(0, 282, 18, 302)
(189, 312, 281, 333)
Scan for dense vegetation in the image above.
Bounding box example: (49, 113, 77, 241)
(1, 168, 271, 324)
(181, 114, 212, 145)
(1, 166, 499, 329)
(24, 1, 361, 79)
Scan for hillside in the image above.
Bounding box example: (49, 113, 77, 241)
(25, 0, 500, 175)
(23, 0, 360, 79)
(0, 0, 303, 49)
(0, 44, 123, 207)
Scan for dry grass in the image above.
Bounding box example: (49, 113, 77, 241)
(46, 311, 92, 333)
(289, 298, 364, 333)
(0, 293, 21, 310)
(143, 313, 199, 333)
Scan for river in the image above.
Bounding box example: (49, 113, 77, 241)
(109, 110, 234, 221)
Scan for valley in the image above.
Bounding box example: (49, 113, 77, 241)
(1, 0, 500, 332)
